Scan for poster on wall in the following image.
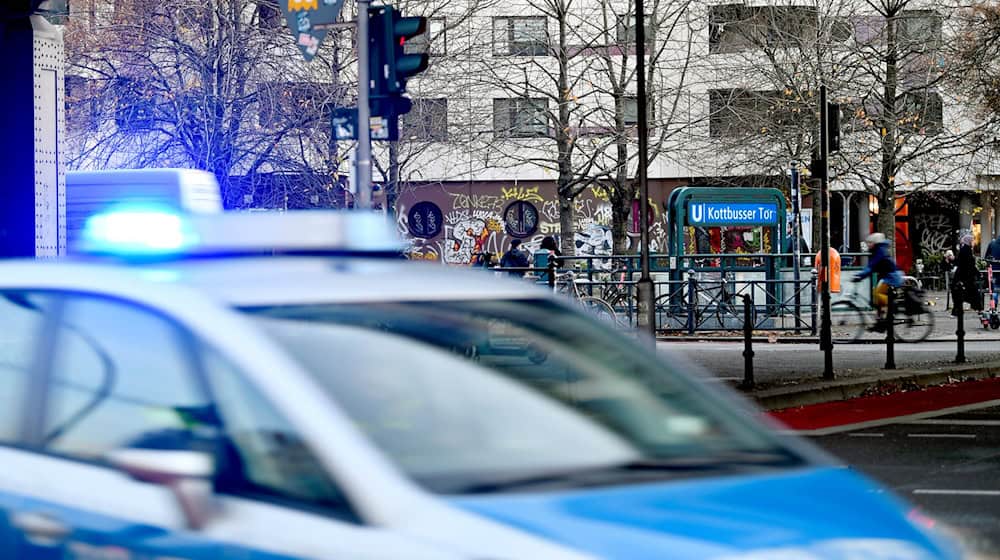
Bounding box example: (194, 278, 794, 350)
(799, 209, 813, 251)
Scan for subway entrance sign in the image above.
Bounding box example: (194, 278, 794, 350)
(687, 202, 780, 226)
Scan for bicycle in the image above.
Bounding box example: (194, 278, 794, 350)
(831, 276, 934, 343)
(553, 269, 620, 326)
(653, 272, 751, 331)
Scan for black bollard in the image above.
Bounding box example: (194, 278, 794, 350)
(741, 294, 755, 389)
(547, 256, 556, 291)
(884, 285, 896, 370)
(810, 269, 818, 336)
(956, 281, 967, 364)
(686, 270, 697, 335)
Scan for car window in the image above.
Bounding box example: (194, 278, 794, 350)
(244, 299, 803, 494)
(0, 292, 52, 443)
(42, 295, 210, 460)
(200, 347, 353, 517)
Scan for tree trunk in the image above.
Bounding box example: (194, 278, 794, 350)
(877, 192, 895, 255)
(611, 194, 630, 255)
(559, 196, 575, 256)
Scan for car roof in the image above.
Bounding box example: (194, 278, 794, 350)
(0, 256, 549, 307)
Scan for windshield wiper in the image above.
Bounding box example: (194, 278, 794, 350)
(448, 450, 800, 494)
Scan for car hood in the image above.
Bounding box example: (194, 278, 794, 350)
(449, 467, 958, 560)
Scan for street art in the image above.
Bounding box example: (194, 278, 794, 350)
(501, 186, 544, 203)
(444, 216, 503, 265)
(449, 192, 505, 212)
(915, 213, 952, 257)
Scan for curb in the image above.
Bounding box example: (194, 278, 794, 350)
(748, 361, 1000, 411)
(656, 335, 1000, 343)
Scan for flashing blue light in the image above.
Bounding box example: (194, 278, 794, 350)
(82, 207, 199, 255)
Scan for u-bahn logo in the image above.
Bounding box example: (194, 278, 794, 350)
(288, 0, 318, 11)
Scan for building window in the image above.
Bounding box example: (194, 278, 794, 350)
(66, 75, 99, 132)
(615, 14, 655, 48)
(401, 98, 448, 141)
(493, 16, 548, 56)
(405, 17, 446, 56)
(708, 89, 804, 137)
(899, 91, 943, 135)
(503, 201, 540, 238)
(494, 98, 548, 138)
(408, 201, 443, 238)
(709, 4, 817, 54)
(114, 79, 156, 132)
(623, 97, 639, 126)
(898, 10, 942, 51)
(256, 3, 283, 29)
(257, 82, 323, 129)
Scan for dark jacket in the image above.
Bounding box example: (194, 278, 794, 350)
(955, 244, 983, 310)
(499, 247, 529, 276)
(987, 237, 1000, 262)
(855, 243, 898, 283)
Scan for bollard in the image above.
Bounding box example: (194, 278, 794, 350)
(956, 281, 967, 364)
(810, 269, 819, 336)
(741, 294, 755, 389)
(884, 285, 896, 370)
(686, 270, 697, 335)
(547, 256, 556, 291)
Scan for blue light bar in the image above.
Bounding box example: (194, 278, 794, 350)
(81, 206, 199, 256)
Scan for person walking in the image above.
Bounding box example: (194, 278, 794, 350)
(499, 239, 530, 277)
(953, 233, 983, 316)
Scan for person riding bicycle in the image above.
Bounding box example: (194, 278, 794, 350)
(852, 232, 903, 331)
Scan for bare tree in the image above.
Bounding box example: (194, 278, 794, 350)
(64, 0, 353, 208)
(695, 0, 990, 241)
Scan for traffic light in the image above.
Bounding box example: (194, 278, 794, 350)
(368, 5, 428, 139)
(826, 102, 841, 154)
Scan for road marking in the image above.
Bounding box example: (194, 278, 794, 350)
(913, 489, 1000, 496)
(905, 419, 1000, 426)
(907, 433, 976, 439)
(847, 432, 885, 437)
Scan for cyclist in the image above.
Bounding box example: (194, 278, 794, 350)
(852, 232, 903, 331)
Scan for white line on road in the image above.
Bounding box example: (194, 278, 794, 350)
(847, 433, 885, 437)
(905, 419, 1000, 426)
(907, 433, 976, 439)
(913, 489, 1000, 496)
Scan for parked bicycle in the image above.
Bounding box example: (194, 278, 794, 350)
(653, 272, 751, 331)
(831, 276, 934, 343)
(554, 269, 621, 325)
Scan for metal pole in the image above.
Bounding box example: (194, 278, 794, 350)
(884, 286, 896, 370)
(791, 163, 801, 333)
(819, 85, 834, 379)
(956, 281, 966, 363)
(634, 0, 655, 339)
(356, 0, 373, 209)
(741, 294, 755, 389)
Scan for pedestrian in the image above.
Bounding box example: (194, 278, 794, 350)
(952, 233, 983, 315)
(784, 223, 810, 267)
(499, 239, 530, 277)
(534, 236, 562, 281)
(852, 232, 902, 330)
(988, 233, 1000, 264)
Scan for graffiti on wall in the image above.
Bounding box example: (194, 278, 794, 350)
(398, 185, 672, 264)
(915, 213, 952, 257)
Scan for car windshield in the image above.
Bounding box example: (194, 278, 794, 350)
(240, 298, 804, 493)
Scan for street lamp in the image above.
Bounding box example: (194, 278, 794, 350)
(634, 0, 655, 340)
(868, 195, 879, 216)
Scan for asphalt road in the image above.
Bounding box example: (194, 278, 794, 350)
(813, 405, 1000, 558)
(657, 340, 1000, 384)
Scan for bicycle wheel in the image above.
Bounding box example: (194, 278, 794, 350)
(579, 296, 618, 325)
(830, 301, 866, 343)
(715, 300, 748, 331)
(894, 310, 934, 342)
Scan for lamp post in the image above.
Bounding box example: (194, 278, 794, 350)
(634, 0, 655, 339)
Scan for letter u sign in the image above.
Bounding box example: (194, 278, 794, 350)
(690, 203, 703, 224)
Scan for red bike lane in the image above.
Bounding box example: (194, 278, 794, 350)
(769, 377, 1000, 431)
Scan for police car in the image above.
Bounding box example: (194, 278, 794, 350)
(0, 207, 961, 559)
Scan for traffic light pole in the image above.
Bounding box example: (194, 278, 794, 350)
(355, 0, 372, 209)
(634, 0, 655, 341)
(819, 85, 834, 379)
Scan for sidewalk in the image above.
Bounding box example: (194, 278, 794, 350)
(657, 289, 1000, 343)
